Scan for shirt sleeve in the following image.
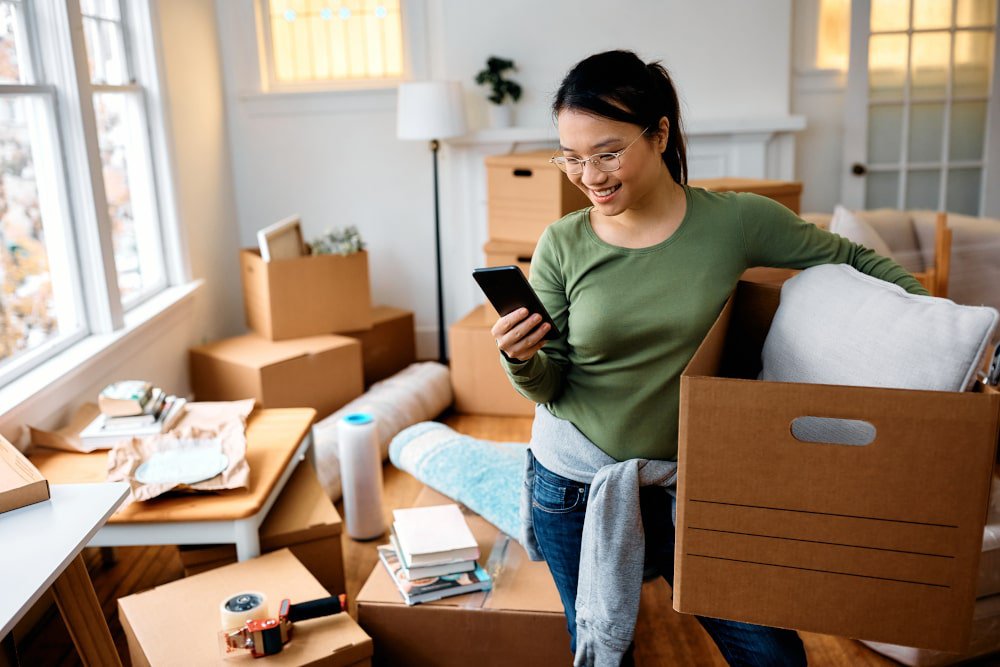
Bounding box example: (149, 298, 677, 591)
(738, 194, 929, 295)
(499, 225, 571, 404)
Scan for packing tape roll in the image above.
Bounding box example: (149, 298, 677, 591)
(220, 591, 268, 631)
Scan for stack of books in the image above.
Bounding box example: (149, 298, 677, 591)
(377, 503, 491, 605)
(79, 380, 187, 448)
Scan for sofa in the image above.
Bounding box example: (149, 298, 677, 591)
(802, 209, 1000, 319)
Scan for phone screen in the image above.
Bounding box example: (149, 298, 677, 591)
(472, 265, 561, 340)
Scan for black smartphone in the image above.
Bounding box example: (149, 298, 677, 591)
(472, 265, 561, 340)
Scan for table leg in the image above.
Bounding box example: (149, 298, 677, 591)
(1, 632, 17, 667)
(51, 554, 122, 667)
(234, 519, 261, 561)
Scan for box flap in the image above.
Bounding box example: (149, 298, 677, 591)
(192, 334, 358, 369)
(482, 239, 537, 255)
(261, 460, 342, 548)
(357, 486, 563, 614)
(119, 549, 370, 666)
(0, 435, 49, 514)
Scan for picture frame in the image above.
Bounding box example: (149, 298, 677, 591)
(257, 215, 305, 262)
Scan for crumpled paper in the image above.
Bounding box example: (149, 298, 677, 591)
(106, 399, 255, 506)
(29, 403, 105, 453)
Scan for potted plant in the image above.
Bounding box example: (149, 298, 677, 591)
(475, 56, 522, 128)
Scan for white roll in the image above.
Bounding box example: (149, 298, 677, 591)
(338, 413, 387, 540)
(220, 591, 268, 631)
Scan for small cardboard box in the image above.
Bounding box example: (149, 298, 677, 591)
(481, 240, 536, 324)
(449, 306, 535, 417)
(240, 248, 374, 340)
(343, 306, 416, 386)
(486, 150, 590, 245)
(120, 549, 371, 667)
(0, 435, 49, 514)
(674, 280, 1000, 652)
(179, 460, 346, 596)
(688, 177, 802, 213)
(356, 486, 571, 666)
(190, 333, 363, 420)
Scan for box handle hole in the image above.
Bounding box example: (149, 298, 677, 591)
(516, 256, 532, 263)
(790, 416, 876, 446)
(512, 169, 533, 177)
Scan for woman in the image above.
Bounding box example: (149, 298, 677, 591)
(492, 50, 926, 667)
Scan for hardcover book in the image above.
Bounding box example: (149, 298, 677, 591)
(98, 380, 154, 416)
(391, 503, 480, 567)
(376, 545, 490, 605)
(80, 396, 187, 448)
(388, 532, 476, 579)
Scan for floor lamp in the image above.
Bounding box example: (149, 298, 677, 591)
(396, 81, 467, 364)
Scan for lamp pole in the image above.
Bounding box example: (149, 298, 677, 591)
(430, 138, 447, 364)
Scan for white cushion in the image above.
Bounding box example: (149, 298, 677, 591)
(829, 205, 895, 259)
(761, 264, 998, 393)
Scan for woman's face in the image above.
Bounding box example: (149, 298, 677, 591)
(555, 109, 666, 217)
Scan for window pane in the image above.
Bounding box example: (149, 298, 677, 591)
(946, 167, 981, 215)
(0, 97, 83, 368)
(80, 0, 120, 21)
(949, 100, 987, 160)
(956, 0, 996, 27)
(93, 92, 165, 302)
(912, 0, 952, 29)
(866, 170, 901, 209)
(82, 15, 128, 85)
(816, 0, 850, 70)
(868, 104, 904, 164)
(0, 1, 29, 85)
(904, 169, 941, 209)
(911, 31, 951, 98)
(908, 102, 945, 163)
(268, 0, 403, 82)
(954, 31, 995, 97)
(872, 0, 911, 32)
(869, 34, 909, 100)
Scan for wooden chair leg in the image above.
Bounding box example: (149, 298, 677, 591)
(51, 554, 122, 667)
(934, 212, 951, 299)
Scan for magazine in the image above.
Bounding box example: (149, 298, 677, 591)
(376, 545, 490, 606)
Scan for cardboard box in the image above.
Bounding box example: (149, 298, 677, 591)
(356, 486, 571, 666)
(343, 306, 416, 386)
(674, 280, 1000, 652)
(179, 460, 346, 596)
(481, 239, 536, 324)
(240, 248, 374, 340)
(689, 177, 802, 213)
(120, 549, 372, 667)
(449, 306, 535, 417)
(0, 435, 49, 514)
(486, 150, 590, 244)
(190, 333, 363, 420)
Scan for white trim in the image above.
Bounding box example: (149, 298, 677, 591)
(0, 280, 202, 443)
(983, 0, 1000, 217)
(842, 0, 872, 208)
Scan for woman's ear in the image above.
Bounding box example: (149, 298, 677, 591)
(656, 116, 669, 152)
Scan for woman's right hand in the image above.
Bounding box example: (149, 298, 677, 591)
(492, 308, 551, 362)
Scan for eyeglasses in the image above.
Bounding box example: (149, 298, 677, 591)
(549, 129, 649, 175)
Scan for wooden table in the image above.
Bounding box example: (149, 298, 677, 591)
(0, 483, 129, 666)
(30, 408, 316, 561)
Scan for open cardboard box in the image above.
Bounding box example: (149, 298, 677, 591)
(674, 280, 1000, 652)
(0, 435, 49, 514)
(356, 486, 571, 666)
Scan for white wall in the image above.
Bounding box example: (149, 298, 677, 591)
(215, 0, 796, 358)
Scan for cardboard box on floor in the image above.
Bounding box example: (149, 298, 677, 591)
(356, 486, 571, 667)
(343, 306, 416, 386)
(480, 239, 536, 324)
(240, 248, 374, 340)
(449, 306, 535, 417)
(179, 460, 346, 596)
(120, 549, 371, 667)
(674, 280, 1000, 653)
(0, 435, 48, 514)
(190, 333, 363, 420)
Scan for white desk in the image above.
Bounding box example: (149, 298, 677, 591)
(0, 483, 129, 665)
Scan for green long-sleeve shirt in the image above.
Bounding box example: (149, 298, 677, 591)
(501, 186, 928, 461)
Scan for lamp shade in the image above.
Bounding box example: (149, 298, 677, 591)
(396, 81, 467, 140)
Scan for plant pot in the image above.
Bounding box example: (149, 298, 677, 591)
(488, 103, 514, 128)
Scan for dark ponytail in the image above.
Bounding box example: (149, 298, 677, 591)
(553, 50, 687, 185)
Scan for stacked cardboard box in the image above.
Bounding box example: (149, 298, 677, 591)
(178, 460, 346, 596)
(356, 486, 570, 666)
(451, 151, 588, 417)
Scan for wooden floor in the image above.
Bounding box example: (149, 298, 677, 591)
(10, 411, 987, 665)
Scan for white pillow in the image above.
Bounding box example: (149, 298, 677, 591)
(829, 205, 895, 259)
(762, 264, 998, 393)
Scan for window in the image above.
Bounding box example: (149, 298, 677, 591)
(0, 0, 173, 387)
(257, 0, 406, 90)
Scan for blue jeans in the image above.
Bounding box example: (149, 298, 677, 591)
(530, 457, 808, 667)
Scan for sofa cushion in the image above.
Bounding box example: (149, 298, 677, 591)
(855, 208, 925, 273)
(829, 205, 895, 259)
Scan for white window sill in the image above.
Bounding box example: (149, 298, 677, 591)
(236, 86, 398, 116)
(0, 280, 203, 442)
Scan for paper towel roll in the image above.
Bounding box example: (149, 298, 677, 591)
(338, 413, 387, 539)
(220, 591, 268, 630)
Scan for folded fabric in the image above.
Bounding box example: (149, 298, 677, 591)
(312, 362, 453, 501)
(388, 421, 525, 541)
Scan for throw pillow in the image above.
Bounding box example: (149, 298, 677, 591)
(829, 204, 895, 259)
